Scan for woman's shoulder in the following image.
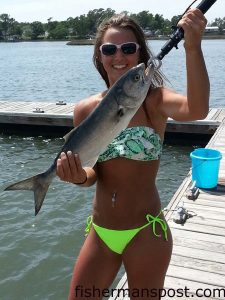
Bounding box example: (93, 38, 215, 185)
(145, 87, 163, 110)
(73, 91, 106, 126)
(146, 86, 180, 109)
(144, 86, 178, 121)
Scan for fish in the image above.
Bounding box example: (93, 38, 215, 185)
(4, 62, 156, 215)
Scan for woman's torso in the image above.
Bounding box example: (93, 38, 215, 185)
(77, 88, 168, 229)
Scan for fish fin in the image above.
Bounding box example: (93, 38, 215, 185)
(63, 127, 77, 142)
(4, 171, 53, 216)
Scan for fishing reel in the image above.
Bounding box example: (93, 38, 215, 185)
(172, 202, 196, 225)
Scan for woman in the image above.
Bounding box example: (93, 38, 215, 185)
(57, 10, 209, 300)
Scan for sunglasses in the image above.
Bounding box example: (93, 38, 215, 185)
(99, 42, 140, 56)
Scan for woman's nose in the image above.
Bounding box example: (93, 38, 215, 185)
(114, 48, 125, 58)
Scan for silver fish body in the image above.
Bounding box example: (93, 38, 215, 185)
(5, 62, 156, 215)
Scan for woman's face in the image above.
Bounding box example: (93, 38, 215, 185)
(99, 27, 140, 87)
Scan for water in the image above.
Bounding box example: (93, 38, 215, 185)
(0, 40, 225, 105)
(0, 136, 192, 300)
(0, 40, 224, 300)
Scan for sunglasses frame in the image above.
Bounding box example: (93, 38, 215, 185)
(99, 42, 140, 56)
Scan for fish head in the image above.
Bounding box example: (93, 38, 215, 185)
(113, 62, 155, 110)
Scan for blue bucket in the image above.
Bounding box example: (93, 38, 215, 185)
(190, 148, 222, 189)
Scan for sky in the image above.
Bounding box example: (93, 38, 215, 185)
(0, 0, 224, 23)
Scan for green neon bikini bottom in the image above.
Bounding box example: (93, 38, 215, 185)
(85, 212, 168, 255)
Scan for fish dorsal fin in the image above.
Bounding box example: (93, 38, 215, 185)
(63, 127, 77, 142)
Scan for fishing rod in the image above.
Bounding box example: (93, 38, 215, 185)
(156, 0, 218, 60)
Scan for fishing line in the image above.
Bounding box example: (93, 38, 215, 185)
(150, 0, 218, 62)
(174, 0, 199, 27)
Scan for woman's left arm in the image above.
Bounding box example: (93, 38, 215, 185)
(160, 8, 210, 121)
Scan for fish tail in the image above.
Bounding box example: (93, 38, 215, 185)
(4, 169, 54, 216)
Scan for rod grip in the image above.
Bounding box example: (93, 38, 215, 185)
(196, 0, 217, 14)
(156, 0, 218, 60)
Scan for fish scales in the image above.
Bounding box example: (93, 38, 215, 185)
(4, 62, 156, 215)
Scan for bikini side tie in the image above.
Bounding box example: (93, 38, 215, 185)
(85, 215, 93, 236)
(146, 212, 168, 241)
(85, 212, 168, 241)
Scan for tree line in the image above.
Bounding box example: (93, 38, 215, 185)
(0, 8, 224, 41)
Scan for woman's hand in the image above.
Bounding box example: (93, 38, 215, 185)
(56, 151, 87, 184)
(178, 8, 207, 51)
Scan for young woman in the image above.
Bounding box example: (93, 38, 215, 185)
(57, 10, 209, 300)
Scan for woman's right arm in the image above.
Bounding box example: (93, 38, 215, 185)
(56, 99, 98, 187)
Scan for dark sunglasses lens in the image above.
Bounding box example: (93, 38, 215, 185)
(121, 43, 137, 54)
(102, 44, 117, 55)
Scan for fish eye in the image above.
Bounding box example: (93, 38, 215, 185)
(133, 74, 140, 82)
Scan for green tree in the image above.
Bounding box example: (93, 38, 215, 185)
(0, 9, 223, 42)
(171, 15, 182, 28)
(30, 21, 45, 39)
(96, 8, 115, 27)
(0, 13, 16, 40)
(87, 8, 105, 34)
(21, 24, 32, 39)
(72, 15, 87, 38)
(46, 18, 59, 39)
(211, 17, 225, 34)
(51, 22, 68, 39)
(66, 17, 76, 37)
(162, 19, 172, 36)
(153, 14, 164, 32)
(133, 11, 153, 29)
(10, 22, 23, 37)
(46, 18, 68, 39)
(0, 21, 3, 39)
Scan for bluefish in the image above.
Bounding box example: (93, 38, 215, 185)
(5, 62, 156, 215)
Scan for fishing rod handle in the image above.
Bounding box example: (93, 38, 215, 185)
(196, 0, 217, 14)
(157, 0, 218, 60)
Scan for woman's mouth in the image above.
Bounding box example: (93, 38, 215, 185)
(113, 64, 127, 70)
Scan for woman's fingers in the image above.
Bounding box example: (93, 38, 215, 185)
(74, 153, 87, 183)
(67, 151, 78, 179)
(56, 157, 65, 179)
(178, 8, 207, 50)
(56, 151, 86, 184)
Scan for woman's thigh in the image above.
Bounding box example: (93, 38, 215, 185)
(122, 224, 173, 300)
(68, 227, 122, 300)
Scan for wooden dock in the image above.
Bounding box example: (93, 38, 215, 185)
(108, 122, 225, 299)
(1, 101, 225, 297)
(0, 101, 224, 142)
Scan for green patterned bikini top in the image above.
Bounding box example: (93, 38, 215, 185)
(98, 126, 162, 162)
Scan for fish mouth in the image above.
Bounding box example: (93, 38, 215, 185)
(144, 58, 162, 83)
(144, 65, 152, 82)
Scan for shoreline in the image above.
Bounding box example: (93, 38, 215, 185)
(1, 35, 224, 45)
(66, 35, 225, 45)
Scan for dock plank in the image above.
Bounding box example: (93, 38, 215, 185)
(172, 235, 225, 254)
(170, 227, 225, 244)
(108, 112, 225, 299)
(216, 108, 225, 122)
(206, 108, 220, 121)
(185, 194, 225, 205)
(167, 265, 225, 287)
(0, 102, 223, 136)
(171, 244, 225, 264)
(170, 221, 225, 236)
(171, 254, 225, 275)
(1, 102, 225, 298)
